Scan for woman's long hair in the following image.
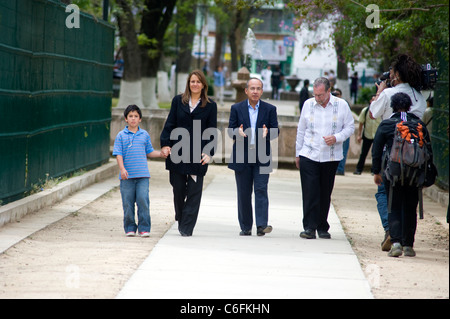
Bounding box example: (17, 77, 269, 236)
(391, 54, 422, 92)
(181, 70, 210, 108)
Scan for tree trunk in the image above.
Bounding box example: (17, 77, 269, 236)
(115, 0, 143, 107)
(140, 0, 176, 107)
(177, 5, 197, 73)
(335, 39, 350, 103)
(173, 2, 197, 96)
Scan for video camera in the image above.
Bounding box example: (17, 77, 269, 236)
(376, 63, 438, 91)
(420, 63, 438, 90)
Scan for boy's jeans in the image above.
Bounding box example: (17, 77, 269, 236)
(120, 178, 151, 233)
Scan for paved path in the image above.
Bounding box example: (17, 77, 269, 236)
(117, 171, 373, 299)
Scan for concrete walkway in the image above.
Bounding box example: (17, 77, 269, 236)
(116, 171, 373, 299)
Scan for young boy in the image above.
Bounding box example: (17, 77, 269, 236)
(113, 105, 165, 237)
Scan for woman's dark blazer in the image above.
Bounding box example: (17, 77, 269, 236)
(160, 94, 218, 176)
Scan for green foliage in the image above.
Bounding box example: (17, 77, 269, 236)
(357, 86, 375, 104)
(286, 0, 449, 66)
(217, 0, 277, 9)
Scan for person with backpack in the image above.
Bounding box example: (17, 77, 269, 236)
(372, 92, 433, 257)
(369, 54, 427, 251)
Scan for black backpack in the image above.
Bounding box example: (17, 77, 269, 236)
(384, 113, 436, 218)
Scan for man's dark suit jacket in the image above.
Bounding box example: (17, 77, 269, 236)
(160, 94, 217, 177)
(228, 99, 279, 173)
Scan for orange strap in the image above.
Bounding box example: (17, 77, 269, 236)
(396, 122, 424, 147)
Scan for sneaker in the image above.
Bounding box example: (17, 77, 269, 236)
(139, 232, 150, 237)
(403, 246, 416, 257)
(388, 242, 403, 257)
(381, 231, 391, 251)
(125, 231, 136, 237)
(353, 171, 362, 175)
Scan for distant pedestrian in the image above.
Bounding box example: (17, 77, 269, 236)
(261, 65, 272, 92)
(350, 72, 358, 104)
(328, 70, 336, 90)
(299, 79, 310, 113)
(353, 96, 381, 175)
(271, 66, 284, 100)
(213, 66, 225, 106)
(113, 105, 166, 237)
(295, 77, 354, 239)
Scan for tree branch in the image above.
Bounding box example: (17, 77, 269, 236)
(350, 0, 448, 12)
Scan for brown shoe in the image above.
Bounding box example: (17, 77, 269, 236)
(381, 231, 391, 251)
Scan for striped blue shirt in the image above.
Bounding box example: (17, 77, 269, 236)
(113, 126, 154, 179)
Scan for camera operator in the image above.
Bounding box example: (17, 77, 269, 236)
(369, 54, 427, 252)
(370, 54, 426, 120)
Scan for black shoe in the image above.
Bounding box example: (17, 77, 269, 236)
(318, 230, 331, 239)
(257, 225, 273, 236)
(353, 170, 362, 175)
(300, 229, 316, 239)
(179, 231, 191, 237)
(239, 230, 252, 236)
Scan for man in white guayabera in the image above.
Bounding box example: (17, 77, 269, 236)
(295, 77, 354, 240)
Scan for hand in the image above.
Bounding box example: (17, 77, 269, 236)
(374, 173, 383, 185)
(375, 80, 387, 93)
(323, 135, 336, 146)
(262, 124, 268, 138)
(200, 153, 210, 165)
(357, 136, 362, 144)
(120, 168, 129, 180)
(295, 157, 300, 169)
(238, 124, 247, 137)
(161, 146, 171, 157)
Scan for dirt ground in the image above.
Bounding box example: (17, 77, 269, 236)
(333, 172, 449, 299)
(0, 162, 448, 299)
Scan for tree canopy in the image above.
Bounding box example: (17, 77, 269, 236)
(286, 0, 449, 69)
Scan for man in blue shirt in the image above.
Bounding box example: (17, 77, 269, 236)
(228, 78, 279, 236)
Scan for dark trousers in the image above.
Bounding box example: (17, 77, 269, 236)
(234, 165, 270, 231)
(384, 179, 419, 247)
(356, 135, 374, 172)
(169, 170, 204, 236)
(299, 156, 339, 232)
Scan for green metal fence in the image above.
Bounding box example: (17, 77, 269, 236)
(432, 44, 449, 190)
(0, 0, 114, 204)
